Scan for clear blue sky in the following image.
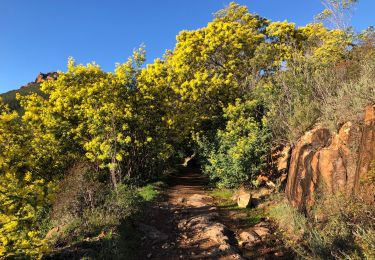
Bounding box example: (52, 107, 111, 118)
(1, 0, 374, 92)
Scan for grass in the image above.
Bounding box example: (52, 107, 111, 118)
(209, 188, 235, 207)
(269, 192, 375, 260)
(138, 181, 165, 202)
(210, 187, 265, 227)
(244, 212, 263, 226)
(45, 220, 142, 260)
(210, 188, 234, 200)
(268, 201, 306, 240)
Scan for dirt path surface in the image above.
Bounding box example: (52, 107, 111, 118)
(138, 167, 289, 260)
(138, 166, 241, 259)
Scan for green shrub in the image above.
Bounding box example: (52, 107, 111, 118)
(104, 184, 142, 221)
(138, 183, 160, 202)
(198, 99, 271, 188)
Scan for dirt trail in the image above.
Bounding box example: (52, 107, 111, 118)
(138, 167, 239, 259)
(138, 167, 288, 260)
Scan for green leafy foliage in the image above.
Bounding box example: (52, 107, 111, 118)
(138, 183, 161, 202)
(198, 99, 271, 188)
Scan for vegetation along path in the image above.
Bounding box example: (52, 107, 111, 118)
(138, 165, 290, 260)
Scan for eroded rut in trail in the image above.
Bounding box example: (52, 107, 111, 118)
(138, 167, 287, 260)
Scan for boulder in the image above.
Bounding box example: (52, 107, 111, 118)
(237, 188, 251, 208)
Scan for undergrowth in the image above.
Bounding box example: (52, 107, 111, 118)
(270, 193, 375, 260)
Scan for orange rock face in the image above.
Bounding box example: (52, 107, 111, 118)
(285, 106, 375, 210)
(312, 122, 359, 195)
(285, 127, 331, 210)
(355, 106, 375, 202)
(356, 106, 375, 184)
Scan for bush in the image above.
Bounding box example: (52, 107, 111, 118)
(51, 163, 107, 222)
(138, 183, 161, 202)
(266, 42, 375, 143)
(198, 99, 271, 188)
(265, 54, 329, 143)
(48, 163, 142, 248)
(320, 58, 375, 129)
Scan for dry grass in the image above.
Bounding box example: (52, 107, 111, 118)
(270, 190, 375, 259)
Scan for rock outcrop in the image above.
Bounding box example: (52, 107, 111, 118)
(285, 106, 375, 210)
(313, 122, 360, 194)
(35, 72, 58, 84)
(285, 126, 331, 209)
(355, 106, 375, 183)
(355, 106, 375, 202)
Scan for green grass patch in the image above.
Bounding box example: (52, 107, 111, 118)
(138, 182, 163, 202)
(210, 188, 234, 200)
(245, 212, 263, 226)
(210, 188, 235, 207)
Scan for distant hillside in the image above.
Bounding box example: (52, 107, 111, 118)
(1, 72, 57, 112)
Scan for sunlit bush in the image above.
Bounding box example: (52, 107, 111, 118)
(198, 99, 271, 188)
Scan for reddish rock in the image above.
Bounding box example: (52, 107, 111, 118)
(186, 194, 213, 207)
(286, 106, 375, 210)
(35, 73, 44, 83)
(356, 106, 375, 183)
(239, 231, 260, 244)
(355, 105, 375, 202)
(312, 122, 358, 195)
(252, 226, 270, 238)
(35, 72, 58, 83)
(45, 225, 62, 240)
(285, 126, 331, 210)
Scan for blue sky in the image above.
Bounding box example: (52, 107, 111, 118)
(1, 0, 374, 92)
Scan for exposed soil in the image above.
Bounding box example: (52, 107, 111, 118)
(138, 166, 291, 260)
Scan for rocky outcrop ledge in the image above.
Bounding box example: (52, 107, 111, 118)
(285, 106, 375, 210)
